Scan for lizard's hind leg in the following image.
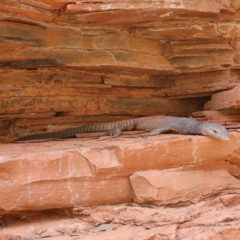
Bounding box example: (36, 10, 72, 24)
(108, 119, 135, 137)
(108, 126, 122, 137)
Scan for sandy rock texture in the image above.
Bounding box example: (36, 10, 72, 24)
(0, 0, 239, 142)
(1, 195, 240, 240)
(0, 132, 239, 211)
(1, 0, 240, 239)
(1, 130, 240, 239)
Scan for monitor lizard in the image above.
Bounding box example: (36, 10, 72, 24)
(15, 116, 230, 141)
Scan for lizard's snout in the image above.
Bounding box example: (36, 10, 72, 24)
(202, 123, 230, 140)
(221, 134, 230, 140)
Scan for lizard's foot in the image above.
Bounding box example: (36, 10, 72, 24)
(108, 127, 122, 137)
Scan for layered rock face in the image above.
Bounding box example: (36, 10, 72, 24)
(0, 0, 240, 142)
(1, 0, 240, 239)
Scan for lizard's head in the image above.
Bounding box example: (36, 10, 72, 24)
(200, 123, 230, 140)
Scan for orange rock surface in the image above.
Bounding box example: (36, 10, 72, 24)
(0, 132, 239, 211)
(205, 87, 240, 110)
(1, 195, 240, 239)
(0, 0, 240, 142)
(0, 0, 240, 239)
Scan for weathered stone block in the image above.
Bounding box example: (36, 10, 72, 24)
(0, 132, 239, 211)
(204, 87, 240, 110)
(130, 168, 240, 206)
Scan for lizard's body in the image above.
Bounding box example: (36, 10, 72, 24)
(15, 116, 230, 141)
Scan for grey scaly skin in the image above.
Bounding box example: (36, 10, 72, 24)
(15, 116, 230, 141)
(136, 116, 230, 140)
(15, 119, 136, 141)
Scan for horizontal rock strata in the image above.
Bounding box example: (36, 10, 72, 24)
(1, 1, 240, 240)
(1, 194, 240, 240)
(0, 132, 239, 211)
(0, 1, 239, 142)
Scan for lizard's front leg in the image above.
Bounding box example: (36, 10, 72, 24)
(142, 124, 172, 136)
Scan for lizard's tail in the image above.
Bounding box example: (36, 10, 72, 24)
(15, 123, 113, 141)
(15, 119, 136, 141)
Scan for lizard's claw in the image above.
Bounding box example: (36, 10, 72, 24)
(108, 127, 122, 137)
(141, 129, 161, 136)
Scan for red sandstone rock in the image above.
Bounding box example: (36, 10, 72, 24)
(0, 1, 240, 239)
(204, 87, 240, 110)
(0, 4, 240, 141)
(228, 146, 240, 178)
(2, 195, 240, 240)
(130, 169, 240, 206)
(0, 132, 239, 211)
